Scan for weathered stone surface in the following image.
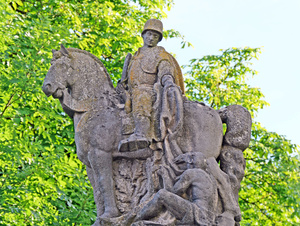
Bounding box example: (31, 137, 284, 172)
(218, 105, 252, 151)
(42, 19, 252, 226)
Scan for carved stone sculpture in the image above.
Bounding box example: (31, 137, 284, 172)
(42, 19, 252, 226)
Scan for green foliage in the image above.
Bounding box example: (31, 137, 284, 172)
(0, 0, 298, 225)
(184, 47, 267, 116)
(241, 122, 299, 225)
(0, 0, 175, 225)
(184, 47, 300, 225)
(163, 29, 193, 49)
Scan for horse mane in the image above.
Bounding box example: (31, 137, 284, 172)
(67, 48, 115, 90)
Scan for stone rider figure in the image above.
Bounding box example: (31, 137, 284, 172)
(118, 19, 185, 152)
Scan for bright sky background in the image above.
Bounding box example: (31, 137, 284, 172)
(161, 0, 300, 145)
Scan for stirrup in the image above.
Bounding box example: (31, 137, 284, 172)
(118, 135, 149, 152)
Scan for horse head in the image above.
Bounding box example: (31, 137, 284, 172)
(42, 45, 73, 99)
(43, 44, 118, 118)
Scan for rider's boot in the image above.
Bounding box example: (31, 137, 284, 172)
(118, 116, 151, 152)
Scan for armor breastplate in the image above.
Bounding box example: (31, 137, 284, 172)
(128, 59, 157, 89)
(126, 46, 185, 94)
(127, 46, 169, 89)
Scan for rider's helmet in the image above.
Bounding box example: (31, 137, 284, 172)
(141, 19, 163, 42)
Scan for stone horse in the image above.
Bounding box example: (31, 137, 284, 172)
(42, 45, 249, 225)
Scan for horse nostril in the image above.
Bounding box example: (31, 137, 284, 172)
(45, 84, 51, 92)
(42, 83, 52, 96)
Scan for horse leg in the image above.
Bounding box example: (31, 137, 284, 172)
(88, 148, 120, 218)
(86, 166, 104, 218)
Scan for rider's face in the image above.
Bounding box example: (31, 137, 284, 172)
(143, 30, 160, 48)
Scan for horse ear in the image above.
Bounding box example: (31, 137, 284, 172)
(60, 44, 69, 56)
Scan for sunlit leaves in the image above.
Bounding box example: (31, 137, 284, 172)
(241, 122, 299, 225)
(1, 0, 299, 225)
(164, 29, 193, 49)
(184, 47, 268, 117)
(184, 47, 300, 225)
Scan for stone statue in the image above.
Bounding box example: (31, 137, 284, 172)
(117, 19, 185, 153)
(42, 19, 252, 226)
(136, 152, 218, 225)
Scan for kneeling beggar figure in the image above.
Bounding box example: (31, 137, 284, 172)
(42, 19, 252, 226)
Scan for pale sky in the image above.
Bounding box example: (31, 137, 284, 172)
(161, 0, 300, 145)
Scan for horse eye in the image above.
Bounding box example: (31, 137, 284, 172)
(54, 52, 61, 59)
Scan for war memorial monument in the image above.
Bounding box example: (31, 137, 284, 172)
(42, 19, 252, 226)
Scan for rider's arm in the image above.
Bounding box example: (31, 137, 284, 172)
(157, 60, 175, 87)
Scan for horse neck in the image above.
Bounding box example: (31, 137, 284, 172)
(70, 74, 116, 101)
(69, 52, 116, 102)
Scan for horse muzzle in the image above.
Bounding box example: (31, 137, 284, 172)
(42, 83, 63, 98)
(42, 83, 54, 97)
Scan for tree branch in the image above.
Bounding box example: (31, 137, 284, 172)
(240, 196, 275, 223)
(9, 2, 27, 15)
(0, 89, 25, 119)
(0, 92, 15, 118)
